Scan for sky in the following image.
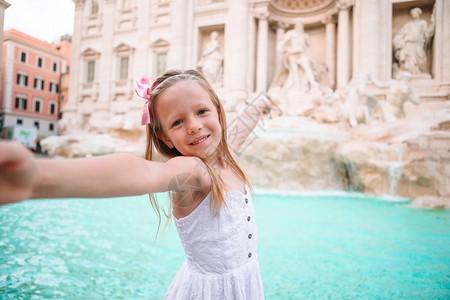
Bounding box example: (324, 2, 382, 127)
(4, 0, 75, 43)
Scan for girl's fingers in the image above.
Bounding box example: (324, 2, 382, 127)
(0, 141, 30, 166)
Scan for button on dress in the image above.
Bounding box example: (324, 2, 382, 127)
(164, 185, 264, 299)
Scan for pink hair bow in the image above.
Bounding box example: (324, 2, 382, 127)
(133, 75, 152, 125)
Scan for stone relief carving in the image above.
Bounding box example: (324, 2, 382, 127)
(197, 31, 224, 87)
(392, 6, 436, 78)
(272, 0, 332, 11)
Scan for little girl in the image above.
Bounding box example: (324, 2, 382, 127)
(0, 69, 270, 299)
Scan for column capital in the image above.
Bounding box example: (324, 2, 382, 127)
(321, 13, 337, 25)
(270, 16, 290, 30)
(73, 0, 85, 10)
(336, 0, 354, 11)
(255, 10, 270, 21)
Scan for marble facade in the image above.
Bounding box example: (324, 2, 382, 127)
(67, 1, 448, 128)
(64, 0, 449, 133)
(50, 0, 450, 206)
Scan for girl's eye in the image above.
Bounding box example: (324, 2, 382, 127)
(198, 109, 207, 115)
(172, 120, 182, 127)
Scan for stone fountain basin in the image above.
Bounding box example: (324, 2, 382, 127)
(40, 111, 450, 209)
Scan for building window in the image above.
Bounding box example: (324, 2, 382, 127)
(156, 53, 167, 77)
(15, 96, 27, 110)
(53, 62, 58, 72)
(37, 57, 43, 68)
(34, 99, 42, 113)
(50, 82, 59, 93)
(113, 43, 134, 83)
(119, 56, 129, 80)
(34, 77, 44, 90)
(17, 119, 23, 125)
(49, 123, 54, 131)
(50, 103, 57, 115)
(20, 51, 27, 63)
(16, 73, 28, 86)
(91, 0, 99, 14)
(87, 61, 95, 82)
(81, 48, 100, 84)
(34, 121, 39, 129)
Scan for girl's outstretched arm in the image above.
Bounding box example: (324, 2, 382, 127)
(0, 142, 207, 205)
(227, 94, 272, 155)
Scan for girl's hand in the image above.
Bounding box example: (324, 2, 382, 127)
(0, 141, 37, 205)
(256, 94, 272, 117)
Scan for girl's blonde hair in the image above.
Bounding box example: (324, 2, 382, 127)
(144, 69, 249, 225)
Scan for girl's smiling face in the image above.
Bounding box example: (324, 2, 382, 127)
(155, 80, 222, 161)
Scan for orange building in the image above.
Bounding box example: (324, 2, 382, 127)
(54, 34, 71, 110)
(1, 29, 70, 139)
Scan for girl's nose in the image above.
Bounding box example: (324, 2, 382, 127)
(187, 120, 202, 134)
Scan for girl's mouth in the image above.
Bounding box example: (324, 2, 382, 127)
(190, 135, 210, 146)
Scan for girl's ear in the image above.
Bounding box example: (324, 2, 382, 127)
(156, 131, 174, 149)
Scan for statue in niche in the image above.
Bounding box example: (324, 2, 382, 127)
(271, 17, 319, 93)
(392, 6, 436, 78)
(197, 31, 224, 86)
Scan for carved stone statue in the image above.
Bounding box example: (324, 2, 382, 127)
(371, 72, 421, 122)
(197, 31, 224, 86)
(339, 73, 377, 127)
(392, 7, 436, 78)
(272, 17, 318, 92)
(339, 72, 421, 127)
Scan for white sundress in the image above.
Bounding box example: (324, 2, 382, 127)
(164, 185, 264, 299)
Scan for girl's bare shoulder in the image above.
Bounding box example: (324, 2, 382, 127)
(166, 156, 211, 193)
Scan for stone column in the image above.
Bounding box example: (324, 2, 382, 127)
(98, 0, 115, 107)
(336, 0, 353, 89)
(134, 0, 150, 77)
(434, 0, 450, 82)
(168, 0, 187, 69)
(353, 0, 380, 79)
(442, 0, 450, 82)
(65, 0, 84, 115)
(322, 14, 337, 88)
(246, 17, 257, 92)
(256, 12, 269, 92)
(224, 0, 248, 98)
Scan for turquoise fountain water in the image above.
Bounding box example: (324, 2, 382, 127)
(1, 192, 449, 299)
